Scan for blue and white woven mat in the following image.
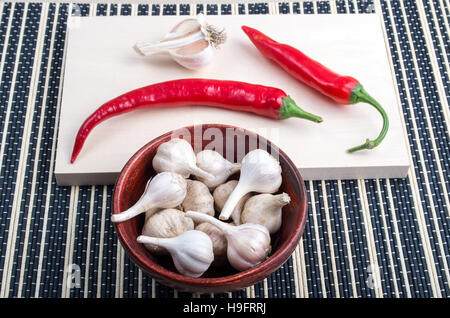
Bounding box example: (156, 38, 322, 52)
(0, 1, 449, 298)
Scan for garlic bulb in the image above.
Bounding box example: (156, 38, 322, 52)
(152, 138, 214, 180)
(137, 230, 214, 278)
(196, 150, 241, 189)
(213, 180, 250, 225)
(195, 222, 228, 266)
(111, 172, 187, 223)
(142, 208, 194, 254)
(241, 193, 291, 234)
(219, 149, 282, 221)
(144, 207, 159, 222)
(133, 14, 226, 70)
(182, 180, 214, 216)
(186, 211, 271, 271)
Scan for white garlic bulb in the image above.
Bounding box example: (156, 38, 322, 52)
(142, 208, 194, 254)
(152, 138, 214, 180)
(144, 207, 159, 222)
(219, 149, 282, 221)
(241, 193, 291, 234)
(111, 172, 187, 223)
(182, 180, 215, 216)
(196, 150, 241, 189)
(133, 14, 226, 70)
(213, 180, 250, 225)
(137, 230, 214, 278)
(186, 211, 271, 272)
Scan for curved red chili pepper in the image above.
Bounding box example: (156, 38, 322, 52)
(242, 25, 389, 153)
(70, 78, 322, 163)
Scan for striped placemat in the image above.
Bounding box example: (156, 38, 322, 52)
(0, 0, 448, 298)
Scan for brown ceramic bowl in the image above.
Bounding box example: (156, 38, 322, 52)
(113, 124, 308, 293)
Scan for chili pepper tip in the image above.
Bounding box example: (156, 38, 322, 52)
(71, 142, 81, 163)
(278, 96, 323, 123)
(241, 25, 271, 45)
(70, 152, 77, 164)
(241, 25, 251, 34)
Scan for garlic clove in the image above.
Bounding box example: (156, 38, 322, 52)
(137, 230, 214, 278)
(142, 208, 194, 254)
(196, 150, 241, 189)
(213, 180, 250, 225)
(152, 138, 214, 181)
(185, 211, 271, 272)
(164, 18, 201, 40)
(134, 17, 203, 55)
(170, 40, 214, 70)
(241, 193, 291, 234)
(111, 171, 187, 223)
(219, 149, 282, 221)
(134, 31, 204, 56)
(133, 14, 226, 70)
(182, 180, 215, 217)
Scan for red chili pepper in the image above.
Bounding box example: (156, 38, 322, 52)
(70, 78, 322, 163)
(241, 25, 389, 153)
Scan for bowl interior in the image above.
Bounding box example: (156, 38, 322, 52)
(113, 124, 307, 289)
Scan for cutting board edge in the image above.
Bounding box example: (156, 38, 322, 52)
(55, 164, 410, 186)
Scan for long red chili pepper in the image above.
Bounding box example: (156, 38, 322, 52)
(70, 78, 322, 163)
(241, 25, 389, 153)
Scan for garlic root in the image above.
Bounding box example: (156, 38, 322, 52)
(241, 193, 291, 234)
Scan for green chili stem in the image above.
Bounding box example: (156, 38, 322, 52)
(278, 96, 323, 123)
(347, 84, 389, 153)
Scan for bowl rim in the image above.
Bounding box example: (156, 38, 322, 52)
(113, 123, 308, 289)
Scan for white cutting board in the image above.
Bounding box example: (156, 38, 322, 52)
(55, 14, 409, 185)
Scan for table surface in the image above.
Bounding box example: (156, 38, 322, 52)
(0, 0, 449, 298)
